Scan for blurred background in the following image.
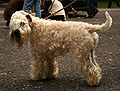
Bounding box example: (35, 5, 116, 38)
(0, 0, 120, 8)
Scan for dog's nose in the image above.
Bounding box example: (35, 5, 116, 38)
(14, 29, 20, 38)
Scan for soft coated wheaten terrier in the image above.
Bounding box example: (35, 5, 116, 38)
(9, 11, 112, 86)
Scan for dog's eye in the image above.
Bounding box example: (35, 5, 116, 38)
(20, 22, 25, 26)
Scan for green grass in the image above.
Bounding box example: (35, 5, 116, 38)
(98, 1, 119, 8)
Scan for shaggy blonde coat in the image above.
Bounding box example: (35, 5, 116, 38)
(9, 11, 112, 86)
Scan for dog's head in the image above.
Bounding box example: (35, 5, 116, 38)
(9, 11, 32, 47)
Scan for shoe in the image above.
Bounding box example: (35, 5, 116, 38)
(93, 9, 99, 16)
(85, 10, 98, 18)
(6, 20, 10, 26)
(85, 15, 94, 18)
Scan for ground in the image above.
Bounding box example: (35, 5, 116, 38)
(0, 8, 120, 91)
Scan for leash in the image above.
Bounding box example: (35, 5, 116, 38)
(44, 0, 77, 20)
(48, 0, 55, 12)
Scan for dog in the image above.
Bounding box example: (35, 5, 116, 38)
(4, 0, 24, 26)
(9, 11, 112, 86)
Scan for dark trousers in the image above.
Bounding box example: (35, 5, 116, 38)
(108, 0, 120, 8)
(87, 0, 98, 16)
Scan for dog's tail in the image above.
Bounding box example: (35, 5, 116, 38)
(87, 11, 112, 32)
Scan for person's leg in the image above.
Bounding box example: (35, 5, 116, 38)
(93, 0, 98, 7)
(92, 0, 98, 10)
(23, 0, 34, 13)
(86, 0, 98, 18)
(34, 0, 41, 18)
(64, 0, 70, 19)
(108, 0, 112, 8)
(86, 0, 95, 18)
(115, 0, 120, 7)
(92, 0, 99, 16)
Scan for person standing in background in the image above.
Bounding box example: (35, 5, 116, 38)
(23, 0, 41, 18)
(42, 0, 66, 21)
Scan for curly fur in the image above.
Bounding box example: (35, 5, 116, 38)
(9, 11, 112, 86)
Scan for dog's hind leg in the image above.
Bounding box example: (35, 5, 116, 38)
(90, 49, 100, 67)
(90, 32, 101, 69)
(82, 52, 102, 86)
(76, 51, 102, 86)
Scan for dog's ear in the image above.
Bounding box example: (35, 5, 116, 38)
(26, 15, 32, 23)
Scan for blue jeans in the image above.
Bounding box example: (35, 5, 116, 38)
(23, 0, 41, 18)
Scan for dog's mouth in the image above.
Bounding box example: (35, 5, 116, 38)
(11, 29, 23, 46)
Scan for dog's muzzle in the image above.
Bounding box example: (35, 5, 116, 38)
(13, 29, 21, 39)
(10, 29, 23, 46)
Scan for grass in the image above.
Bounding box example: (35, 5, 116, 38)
(98, 1, 119, 8)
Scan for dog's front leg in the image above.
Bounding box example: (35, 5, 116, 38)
(30, 55, 59, 80)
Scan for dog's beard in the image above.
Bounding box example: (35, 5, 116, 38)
(10, 30, 23, 47)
